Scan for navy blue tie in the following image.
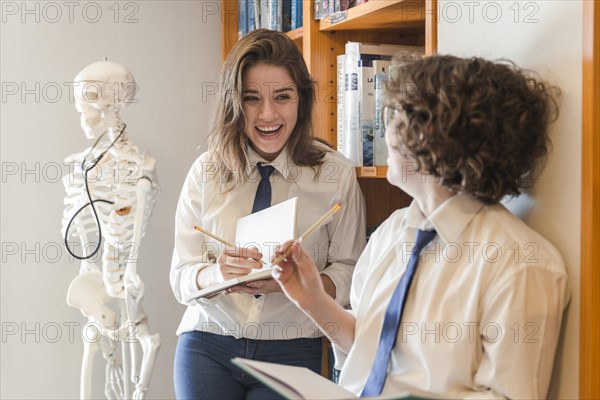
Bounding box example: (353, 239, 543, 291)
(252, 163, 275, 214)
(361, 229, 437, 397)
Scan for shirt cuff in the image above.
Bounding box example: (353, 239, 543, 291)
(188, 263, 220, 307)
(320, 262, 353, 307)
(331, 339, 349, 370)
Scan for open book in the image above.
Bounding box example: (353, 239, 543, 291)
(231, 358, 433, 400)
(183, 267, 278, 300)
(184, 198, 297, 301)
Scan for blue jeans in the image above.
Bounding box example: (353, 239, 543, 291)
(174, 331, 324, 400)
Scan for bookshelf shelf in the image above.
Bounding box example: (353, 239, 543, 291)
(286, 27, 304, 41)
(319, 0, 425, 31)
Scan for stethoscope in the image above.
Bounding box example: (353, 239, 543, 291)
(63, 124, 126, 260)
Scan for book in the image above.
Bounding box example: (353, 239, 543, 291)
(248, 0, 259, 31)
(291, 0, 303, 29)
(336, 54, 346, 154)
(185, 197, 297, 301)
(372, 59, 392, 76)
(261, 0, 282, 30)
(283, 0, 292, 31)
(184, 268, 278, 300)
(360, 59, 375, 166)
(372, 60, 391, 166)
(235, 197, 297, 264)
(343, 51, 361, 165)
(373, 72, 388, 166)
(314, 0, 328, 20)
(232, 358, 353, 399)
(239, 0, 248, 39)
(231, 358, 435, 399)
(343, 43, 424, 166)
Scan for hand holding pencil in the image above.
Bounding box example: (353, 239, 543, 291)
(194, 226, 266, 265)
(193, 226, 266, 284)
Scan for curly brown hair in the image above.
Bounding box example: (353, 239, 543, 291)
(385, 54, 560, 204)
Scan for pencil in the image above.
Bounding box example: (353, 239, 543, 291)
(298, 203, 341, 242)
(270, 203, 342, 266)
(194, 226, 235, 247)
(193, 226, 266, 265)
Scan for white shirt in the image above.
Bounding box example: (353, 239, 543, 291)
(335, 194, 569, 399)
(171, 144, 366, 340)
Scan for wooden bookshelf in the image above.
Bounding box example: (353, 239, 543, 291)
(319, 0, 425, 31)
(220, 0, 437, 228)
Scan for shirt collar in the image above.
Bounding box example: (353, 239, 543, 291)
(246, 144, 292, 180)
(405, 193, 485, 244)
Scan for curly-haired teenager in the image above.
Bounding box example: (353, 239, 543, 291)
(272, 54, 569, 399)
(170, 29, 366, 399)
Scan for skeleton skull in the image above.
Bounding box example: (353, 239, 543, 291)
(74, 60, 136, 139)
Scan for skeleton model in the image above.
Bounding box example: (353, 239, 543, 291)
(61, 60, 160, 399)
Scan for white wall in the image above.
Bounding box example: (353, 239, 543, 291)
(1, 1, 221, 398)
(438, 1, 582, 398)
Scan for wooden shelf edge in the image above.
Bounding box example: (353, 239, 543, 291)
(356, 166, 388, 178)
(286, 27, 304, 41)
(319, 0, 425, 31)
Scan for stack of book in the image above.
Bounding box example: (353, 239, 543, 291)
(314, 0, 365, 21)
(337, 42, 425, 167)
(238, 0, 303, 38)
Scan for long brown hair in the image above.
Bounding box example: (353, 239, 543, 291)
(207, 29, 328, 187)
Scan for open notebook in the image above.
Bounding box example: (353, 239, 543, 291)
(184, 197, 297, 301)
(231, 358, 435, 400)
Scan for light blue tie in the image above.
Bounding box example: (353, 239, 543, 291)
(252, 163, 275, 213)
(361, 229, 437, 397)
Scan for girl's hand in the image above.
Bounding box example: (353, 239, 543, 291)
(216, 246, 263, 281)
(271, 241, 326, 310)
(227, 278, 282, 295)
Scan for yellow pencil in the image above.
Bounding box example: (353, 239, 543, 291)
(194, 226, 236, 247)
(193, 226, 266, 265)
(270, 202, 342, 266)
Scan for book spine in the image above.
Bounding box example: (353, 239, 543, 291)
(282, 0, 292, 31)
(328, 0, 335, 16)
(261, 0, 282, 30)
(336, 54, 346, 155)
(373, 72, 388, 166)
(273, 0, 283, 30)
(372, 59, 391, 76)
(238, 0, 248, 38)
(248, 0, 258, 30)
(344, 42, 362, 166)
(291, 0, 303, 29)
(314, 0, 321, 20)
(360, 61, 374, 166)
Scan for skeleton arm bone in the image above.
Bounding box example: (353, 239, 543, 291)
(124, 177, 153, 306)
(122, 176, 160, 397)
